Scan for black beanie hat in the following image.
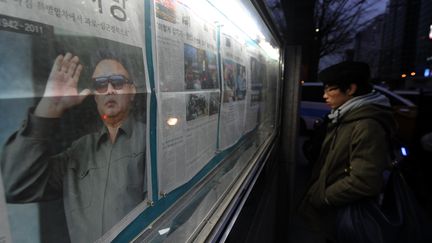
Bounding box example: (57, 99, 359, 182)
(318, 61, 372, 95)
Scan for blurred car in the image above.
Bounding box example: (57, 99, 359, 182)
(300, 82, 418, 145)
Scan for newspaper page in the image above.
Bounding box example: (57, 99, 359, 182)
(245, 46, 265, 133)
(245, 45, 265, 132)
(0, 0, 150, 242)
(218, 33, 248, 149)
(154, 0, 219, 194)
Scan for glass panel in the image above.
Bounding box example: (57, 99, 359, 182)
(0, 0, 282, 242)
(0, 1, 149, 242)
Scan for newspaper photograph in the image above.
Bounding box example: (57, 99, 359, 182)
(0, 1, 149, 242)
(186, 93, 209, 121)
(184, 43, 219, 90)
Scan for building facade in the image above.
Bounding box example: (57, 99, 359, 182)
(372, 0, 432, 89)
(413, 0, 432, 88)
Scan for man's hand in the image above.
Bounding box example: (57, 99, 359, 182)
(35, 53, 91, 118)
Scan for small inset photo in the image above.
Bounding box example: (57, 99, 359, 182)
(155, 0, 177, 23)
(186, 93, 209, 121)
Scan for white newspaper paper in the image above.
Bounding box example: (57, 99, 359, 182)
(0, 0, 144, 47)
(244, 46, 266, 133)
(154, 0, 219, 194)
(219, 33, 248, 149)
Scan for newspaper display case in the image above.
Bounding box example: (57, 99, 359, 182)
(0, 0, 282, 242)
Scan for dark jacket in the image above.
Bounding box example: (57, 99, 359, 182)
(1, 113, 146, 243)
(299, 104, 397, 240)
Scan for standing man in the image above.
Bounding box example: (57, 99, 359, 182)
(1, 51, 146, 242)
(299, 61, 397, 242)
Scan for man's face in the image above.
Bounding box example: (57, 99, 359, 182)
(322, 83, 355, 109)
(92, 59, 136, 121)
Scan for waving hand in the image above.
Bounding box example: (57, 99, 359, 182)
(35, 53, 91, 118)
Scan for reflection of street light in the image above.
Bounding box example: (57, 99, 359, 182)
(401, 73, 407, 78)
(167, 117, 178, 126)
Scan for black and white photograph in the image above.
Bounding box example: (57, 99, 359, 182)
(0, 7, 147, 243)
(186, 93, 208, 121)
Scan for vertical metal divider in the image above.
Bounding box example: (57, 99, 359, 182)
(146, 0, 159, 204)
(280, 45, 302, 224)
(216, 24, 222, 151)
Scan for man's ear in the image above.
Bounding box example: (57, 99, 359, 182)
(347, 83, 357, 96)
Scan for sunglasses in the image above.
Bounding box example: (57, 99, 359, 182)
(92, 75, 132, 93)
